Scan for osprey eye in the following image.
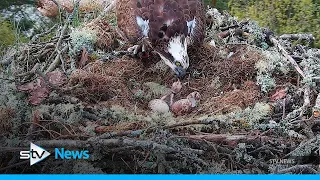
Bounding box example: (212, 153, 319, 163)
(175, 62, 181, 66)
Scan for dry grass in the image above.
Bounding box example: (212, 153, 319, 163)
(65, 43, 263, 116)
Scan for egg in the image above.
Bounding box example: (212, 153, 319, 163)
(170, 99, 192, 116)
(171, 92, 201, 116)
(148, 99, 170, 113)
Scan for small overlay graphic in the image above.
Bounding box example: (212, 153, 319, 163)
(19, 143, 51, 166)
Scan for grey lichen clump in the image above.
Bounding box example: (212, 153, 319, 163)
(142, 82, 171, 100)
(37, 102, 84, 125)
(107, 105, 175, 127)
(70, 28, 97, 54)
(243, 21, 269, 49)
(300, 48, 320, 88)
(255, 48, 290, 93)
(0, 76, 32, 135)
(214, 102, 272, 127)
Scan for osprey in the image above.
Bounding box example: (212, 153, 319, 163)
(116, 0, 205, 77)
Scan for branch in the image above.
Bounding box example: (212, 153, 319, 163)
(269, 36, 305, 78)
(279, 34, 315, 42)
(21, 138, 204, 155)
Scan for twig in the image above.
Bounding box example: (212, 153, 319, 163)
(0, 161, 29, 172)
(97, 0, 117, 19)
(164, 118, 220, 129)
(282, 98, 286, 120)
(269, 36, 305, 78)
(300, 85, 311, 117)
(30, 25, 58, 43)
(284, 136, 317, 158)
(27, 138, 204, 155)
(279, 34, 315, 42)
(45, 45, 69, 73)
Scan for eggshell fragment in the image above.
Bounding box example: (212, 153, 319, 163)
(187, 91, 201, 101)
(171, 80, 182, 94)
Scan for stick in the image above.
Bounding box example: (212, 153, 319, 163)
(45, 45, 69, 73)
(269, 36, 305, 78)
(279, 34, 315, 42)
(21, 138, 204, 155)
(30, 24, 58, 43)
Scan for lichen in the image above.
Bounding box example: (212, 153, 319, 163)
(143, 82, 171, 99)
(255, 48, 290, 93)
(300, 48, 320, 88)
(214, 102, 271, 128)
(70, 28, 97, 54)
(37, 103, 84, 125)
(0, 75, 32, 135)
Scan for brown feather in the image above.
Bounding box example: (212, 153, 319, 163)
(117, 0, 205, 60)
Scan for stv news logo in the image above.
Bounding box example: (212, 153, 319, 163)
(20, 143, 50, 166)
(20, 142, 90, 166)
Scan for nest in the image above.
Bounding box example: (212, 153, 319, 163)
(83, 18, 119, 50)
(1, 6, 320, 174)
(68, 69, 128, 103)
(67, 57, 146, 107)
(190, 44, 260, 85)
(36, 0, 111, 17)
(83, 57, 144, 78)
(0, 107, 15, 134)
(202, 80, 261, 114)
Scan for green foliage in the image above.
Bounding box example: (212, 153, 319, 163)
(0, 20, 16, 50)
(0, 18, 29, 52)
(205, 0, 229, 11)
(229, 0, 320, 48)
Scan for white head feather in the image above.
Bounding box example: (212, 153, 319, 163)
(167, 35, 189, 68)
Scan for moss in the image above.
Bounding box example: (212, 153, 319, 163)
(0, 20, 16, 50)
(143, 82, 171, 100)
(37, 102, 84, 125)
(0, 19, 29, 53)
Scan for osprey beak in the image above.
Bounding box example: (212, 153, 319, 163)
(156, 50, 188, 78)
(174, 66, 186, 78)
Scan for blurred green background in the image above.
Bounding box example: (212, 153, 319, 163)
(207, 0, 320, 47)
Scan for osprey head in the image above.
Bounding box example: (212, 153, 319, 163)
(156, 34, 190, 78)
